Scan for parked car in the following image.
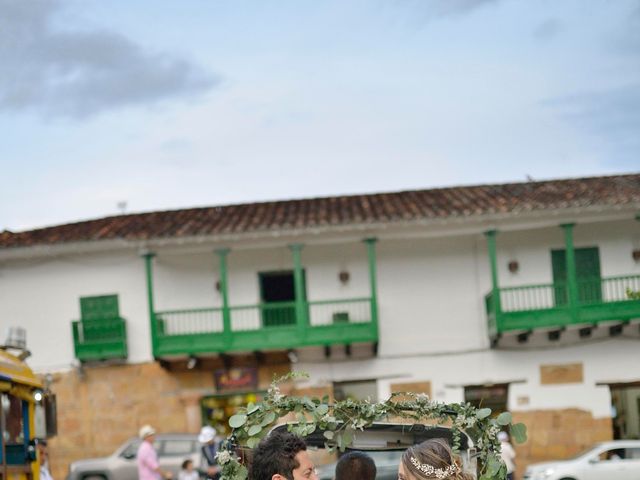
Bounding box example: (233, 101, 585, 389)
(524, 440, 640, 480)
(271, 423, 477, 480)
(67, 434, 200, 480)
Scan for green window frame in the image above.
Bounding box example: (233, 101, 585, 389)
(551, 247, 602, 306)
(258, 271, 306, 327)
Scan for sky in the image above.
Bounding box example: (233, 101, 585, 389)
(0, 0, 638, 231)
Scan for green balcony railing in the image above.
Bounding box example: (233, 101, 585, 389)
(230, 301, 298, 330)
(72, 318, 128, 361)
(486, 274, 640, 335)
(152, 297, 378, 356)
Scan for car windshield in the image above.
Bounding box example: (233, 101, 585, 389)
(315, 449, 404, 479)
(120, 439, 141, 458)
(565, 444, 603, 460)
(358, 450, 403, 465)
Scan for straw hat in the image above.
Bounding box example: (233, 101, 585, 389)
(139, 425, 156, 439)
(198, 426, 217, 444)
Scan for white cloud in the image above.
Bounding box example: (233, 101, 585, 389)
(0, 0, 219, 119)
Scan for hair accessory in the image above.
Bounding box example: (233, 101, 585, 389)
(410, 456, 460, 479)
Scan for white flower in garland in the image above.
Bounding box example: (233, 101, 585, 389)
(215, 450, 233, 465)
(268, 384, 284, 402)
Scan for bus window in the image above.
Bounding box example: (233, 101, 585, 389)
(34, 394, 58, 439)
(1, 393, 28, 464)
(44, 393, 57, 437)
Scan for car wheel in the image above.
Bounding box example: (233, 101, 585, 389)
(82, 475, 107, 480)
(558, 477, 577, 480)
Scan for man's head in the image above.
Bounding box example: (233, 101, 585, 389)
(250, 431, 318, 480)
(139, 425, 156, 443)
(335, 451, 376, 480)
(37, 439, 48, 464)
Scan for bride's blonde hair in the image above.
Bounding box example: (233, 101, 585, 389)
(401, 438, 474, 480)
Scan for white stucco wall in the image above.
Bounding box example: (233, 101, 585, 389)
(0, 250, 152, 369)
(154, 252, 221, 311)
(494, 221, 640, 285)
(376, 235, 489, 355)
(297, 339, 640, 418)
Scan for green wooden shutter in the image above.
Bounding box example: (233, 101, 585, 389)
(80, 295, 120, 321)
(551, 250, 568, 306)
(551, 247, 601, 306)
(575, 247, 602, 303)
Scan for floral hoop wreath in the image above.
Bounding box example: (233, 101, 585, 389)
(215, 372, 526, 480)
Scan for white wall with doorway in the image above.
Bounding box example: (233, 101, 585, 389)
(298, 338, 640, 419)
(612, 386, 640, 439)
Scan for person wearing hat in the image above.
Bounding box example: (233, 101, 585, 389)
(198, 426, 221, 480)
(137, 425, 172, 480)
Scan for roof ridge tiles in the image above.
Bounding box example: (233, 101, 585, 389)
(1, 173, 638, 249)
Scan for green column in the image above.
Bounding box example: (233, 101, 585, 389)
(364, 238, 379, 327)
(215, 249, 231, 345)
(289, 244, 308, 331)
(484, 230, 502, 315)
(142, 251, 158, 358)
(562, 223, 579, 319)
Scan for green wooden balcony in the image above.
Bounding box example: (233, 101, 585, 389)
(71, 318, 128, 361)
(486, 274, 640, 337)
(152, 297, 378, 356)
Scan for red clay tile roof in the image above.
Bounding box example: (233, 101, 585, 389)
(1, 174, 639, 249)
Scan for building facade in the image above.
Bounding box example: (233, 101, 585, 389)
(1, 174, 639, 478)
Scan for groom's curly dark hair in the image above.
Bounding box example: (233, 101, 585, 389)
(250, 431, 308, 480)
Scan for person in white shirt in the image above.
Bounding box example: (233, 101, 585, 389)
(498, 431, 516, 480)
(38, 439, 54, 480)
(178, 459, 199, 480)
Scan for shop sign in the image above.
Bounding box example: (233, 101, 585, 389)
(214, 367, 258, 392)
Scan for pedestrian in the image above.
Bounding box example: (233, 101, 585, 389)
(137, 425, 173, 480)
(178, 459, 199, 480)
(250, 431, 319, 480)
(335, 451, 376, 480)
(498, 431, 516, 480)
(198, 426, 222, 480)
(37, 439, 54, 480)
(398, 438, 473, 480)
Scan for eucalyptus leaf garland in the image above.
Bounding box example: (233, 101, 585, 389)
(215, 372, 527, 480)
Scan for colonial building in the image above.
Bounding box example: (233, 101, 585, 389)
(1, 173, 639, 478)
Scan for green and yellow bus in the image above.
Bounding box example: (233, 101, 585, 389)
(0, 348, 55, 480)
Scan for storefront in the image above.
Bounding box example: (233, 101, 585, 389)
(200, 367, 266, 434)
